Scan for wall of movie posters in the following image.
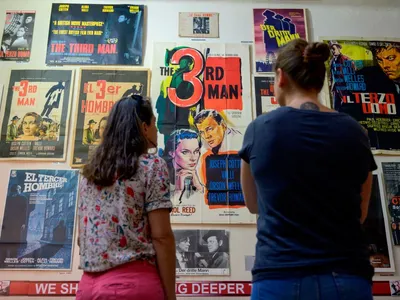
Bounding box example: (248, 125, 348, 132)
(0, 0, 399, 294)
(152, 42, 256, 224)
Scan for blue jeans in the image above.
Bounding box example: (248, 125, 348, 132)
(251, 272, 373, 300)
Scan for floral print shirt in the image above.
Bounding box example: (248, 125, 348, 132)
(78, 154, 172, 272)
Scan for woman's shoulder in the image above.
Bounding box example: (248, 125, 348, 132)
(138, 153, 168, 168)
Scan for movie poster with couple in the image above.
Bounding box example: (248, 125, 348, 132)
(0, 169, 79, 270)
(152, 42, 256, 224)
(173, 229, 230, 275)
(0, 11, 36, 61)
(322, 38, 400, 153)
(0, 69, 74, 160)
(70, 68, 150, 167)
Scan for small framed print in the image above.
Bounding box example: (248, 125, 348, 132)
(179, 12, 219, 38)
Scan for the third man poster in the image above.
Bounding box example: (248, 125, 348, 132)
(71, 68, 150, 167)
(152, 42, 255, 224)
(322, 38, 400, 152)
(46, 4, 144, 65)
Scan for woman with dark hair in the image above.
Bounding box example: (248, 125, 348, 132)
(10, 26, 29, 49)
(163, 129, 203, 201)
(16, 112, 42, 140)
(240, 39, 376, 300)
(77, 95, 176, 300)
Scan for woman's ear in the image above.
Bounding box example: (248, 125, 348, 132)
(169, 151, 175, 158)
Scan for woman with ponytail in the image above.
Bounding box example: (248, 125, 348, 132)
(240, 39, 375, 299)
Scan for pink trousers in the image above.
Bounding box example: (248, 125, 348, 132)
(76, 260, 165, 300)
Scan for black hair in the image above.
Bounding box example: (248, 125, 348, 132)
(275, 39, 330, 92)
(82, 95, 154, 187)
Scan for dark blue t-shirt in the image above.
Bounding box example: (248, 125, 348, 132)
(239, 106, 377, 282)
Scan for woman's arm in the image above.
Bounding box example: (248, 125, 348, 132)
(360, 172, 373, 224)
(149, 209, 176, 300)
(240, 160, 258, 214)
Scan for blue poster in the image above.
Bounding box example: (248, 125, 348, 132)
(46, 4, 144, 65)
(0, 169, 79, 270)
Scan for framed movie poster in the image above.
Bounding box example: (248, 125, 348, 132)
(174, 229, 230, 275)
(179, 12, 219, 38)
(382, 162, 400, 246)
(253, 75, 277, 117)
(0, 69, 74, 161)
(46, 4, 144, 65)
(70, 68, 150, 168)
(363, 173, 395, 272)
(253, 8, 308, 73)
(0, 11, 36, 61)
(321, 37, 400, 153)
(0, 169, 79, 270)
(152, 42, 255, 224)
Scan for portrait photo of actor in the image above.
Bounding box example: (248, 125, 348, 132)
(6, 115, 20, 141)
(194, 109, 242, 154)
(198, 230, 229, 269)
(82, 119, 97, 145)
(174, 231, 196, 269)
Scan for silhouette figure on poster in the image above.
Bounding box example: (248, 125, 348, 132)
(122, 83, 144, 98)
(41, 81, 64, 118)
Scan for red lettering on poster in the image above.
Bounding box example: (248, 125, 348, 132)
(69, 43, 94, 54)
(168, 48, 204, 107)
(204, 57, 242, 111)
(97, 44, 117, 54)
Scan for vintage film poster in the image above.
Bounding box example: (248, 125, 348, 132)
(363, 174, 395, 272)
(174, 229, 230, 275)
(0, 11, 35, 62)
(152, 42, 255, 224)
(322, 38, 400, 153)
(179, 13, 219, 38)
(46, 4, 144, 65)
(0, 169, 79, 270)
(71, 68, 150, 167)
(0, 70, 74, 161)
(253, 75, 277, 116)
(382, 162, 400, 245)
(253, 8, 307, 73)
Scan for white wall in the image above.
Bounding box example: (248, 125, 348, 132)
(0, 0, 399, 299)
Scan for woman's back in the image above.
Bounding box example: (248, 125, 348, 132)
(241, 106, 375, 281)
(78, 154, 170, 272)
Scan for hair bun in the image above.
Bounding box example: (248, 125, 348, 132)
(303, 42, 330, 63)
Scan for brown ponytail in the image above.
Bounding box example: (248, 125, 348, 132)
(275, 39, 330, 92)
